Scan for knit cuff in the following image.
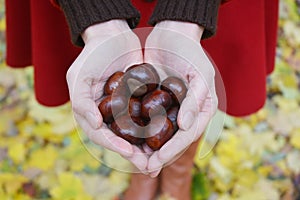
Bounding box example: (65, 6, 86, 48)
(149, 0, 222, 39)
(57, 0, 140, 46)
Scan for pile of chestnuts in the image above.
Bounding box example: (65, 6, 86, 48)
(98, 63, 187, 150)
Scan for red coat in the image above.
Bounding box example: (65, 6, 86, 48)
(5, 0, 278, 117)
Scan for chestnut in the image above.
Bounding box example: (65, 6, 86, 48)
(104, 71, 127, 95)
(161, 76, 187, 105)
(128, 97, 142, 118)
(97, 63, 188, 150)
(124, 63, 160, 97)
(141, 90, 173, 120)
(131, 117, 148, 127)
(145, 115, 174, 151)
(110, 115, 144, 145)
(167, 106, 179, 132)
(98, 95, 127, 123)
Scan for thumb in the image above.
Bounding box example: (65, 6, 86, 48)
(70, 81, 103, 130)
(177, 74, 209, 130)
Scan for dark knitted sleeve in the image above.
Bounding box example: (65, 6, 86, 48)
(56, 0, 140, 46)
(149, 0, 222, 39)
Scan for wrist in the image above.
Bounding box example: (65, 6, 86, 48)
(82, 19, 131, 44)
(155, 21, 204, 42)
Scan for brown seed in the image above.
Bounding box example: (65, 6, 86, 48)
(98, 95, 127, 123)
(124, 63, 160, 97)
(161, 76, 187, 105)
(141, 90, 173, 120)
(131, 117, 148, 127)
(129, 97, 141, 118)
(104, 71, 127, 95)
(110, 115, 144, 145)
(145, 115, 174, 151)
(167, 106, 179, 132)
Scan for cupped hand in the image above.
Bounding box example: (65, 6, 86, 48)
(144, 21, 218, 176)
(66, 20, 148, 172)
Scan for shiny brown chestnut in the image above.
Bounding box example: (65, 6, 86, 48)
(141, 90, 173, 120)
(110, 115, 144, 145)
(123, 63, 160, 97)
(131, 117, 148, 127)
(98, 95, 127, 123)
(161, 76, 187, 105)
(167, 106, 179, 132)
(145, 115, 174, 151)
(104, 71, 127, 95)
(128, 97, 141, 118)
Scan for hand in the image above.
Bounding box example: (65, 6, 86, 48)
(144, 21, 218, 176)
(67, 20, 148, 172)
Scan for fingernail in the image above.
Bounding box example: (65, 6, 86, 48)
(85, 112, 100, 129)
(182, 111, 195, 130)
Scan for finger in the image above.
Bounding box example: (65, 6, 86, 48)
(142, 143, 154, 156)
(147, 151, 163, 174)
(71, 81, 102, 129)
(177, 73, 209, 130)
(123, 145, 149, 173)
(74, 113, 133, 157)
(75, 114, 149, 171)
(149, 167, 162, 178)
(94, 130, 148, 171)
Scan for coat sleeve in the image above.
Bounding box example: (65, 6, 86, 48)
(149, 0, 223, 39)
(49, 0, 233, 45)
(50, 0, 140, 46)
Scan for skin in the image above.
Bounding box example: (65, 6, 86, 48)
(67, 19, 218, 175)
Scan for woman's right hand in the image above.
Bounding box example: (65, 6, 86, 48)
(66, 20, 148, 172)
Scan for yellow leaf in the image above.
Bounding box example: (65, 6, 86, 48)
(210, 158, 233, 192)
(26, 145, 58, 171)
(257, 165, 273, 177)
(60, 135, 101, 171)
(0, 107, 26, 136)
(277, 160, 291, 176)
(290, 129, 300, 149)
(286, 150, 300, 174)
(8, 143, 26, 164)
(0, 173, 28, 195)
(50, 173, 92, 200)
(35, 172, 58, 190)
(13, 194, 32, 200)
(273, 96, 298, 112)
(235, 190, 266, 200)
(109, 171, 129, 192)
(102, 149, 131, 172)
(79, 174, 107, 198)
(0, 18, 5, 31)
(235, 170, 258, 188)
(217, 194, 232, 200)
(17, 117, 35, 137)
(254, 179, 280, 200)
(256, 109, 268, 121)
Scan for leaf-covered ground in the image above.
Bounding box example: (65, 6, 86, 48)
(0, 1, 300, 200)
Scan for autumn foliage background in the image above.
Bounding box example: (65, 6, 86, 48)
(0, 1, 300, 200)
